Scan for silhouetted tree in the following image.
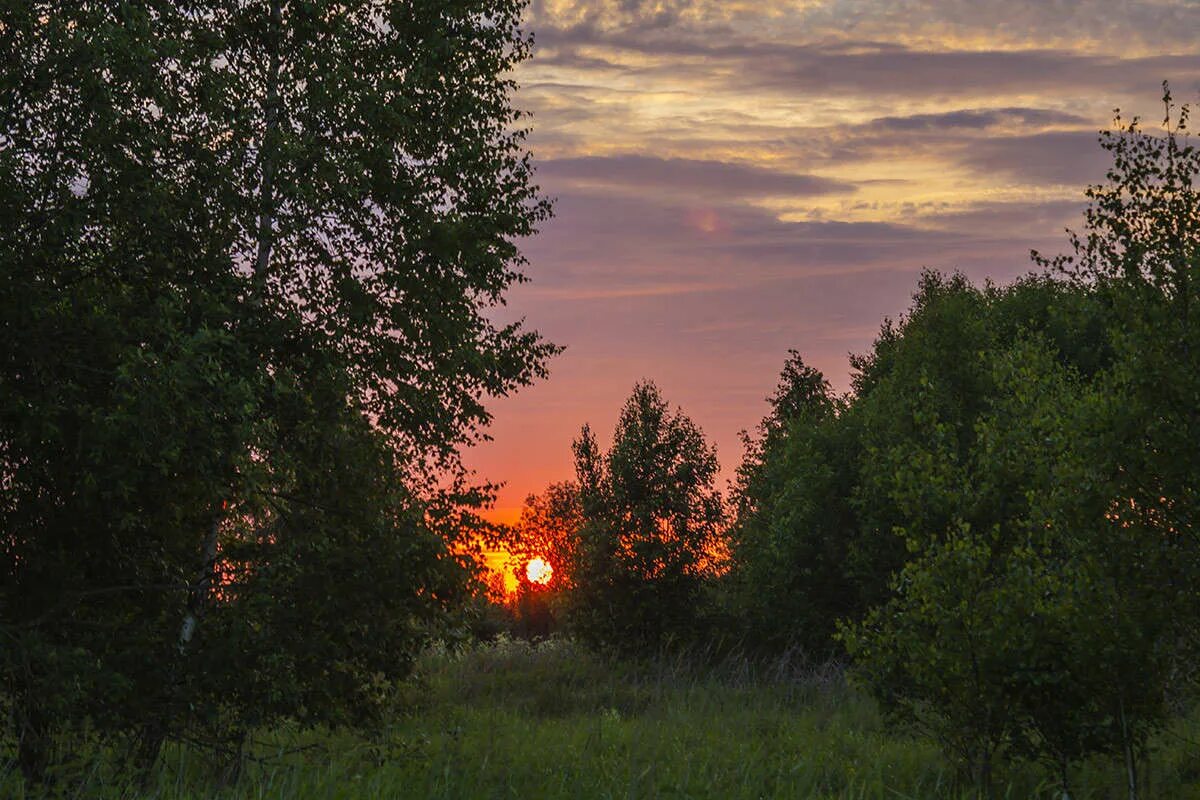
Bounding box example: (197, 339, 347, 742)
(726, 353, 858, 654)
(512, 481, 583, 592)
(569, 382, 725, 652)
(0, 0, 554, 783)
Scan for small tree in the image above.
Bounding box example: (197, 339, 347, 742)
(843, 339, 1093, 798)
(569, 382, 725, 652)
(726, 352, 859, 654)
(1032, 83, 1200, 798)
(844, 86, 1200, 795)
(512, 481, 583, 593)
(494, 482, 583, 639)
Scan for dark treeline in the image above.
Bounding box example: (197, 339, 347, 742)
(505, 89, 1200, 799)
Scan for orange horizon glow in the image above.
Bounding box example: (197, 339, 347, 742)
(480, 547, 520, 596)
(478, 547, 559, 598)
(480, 506, 522, 527)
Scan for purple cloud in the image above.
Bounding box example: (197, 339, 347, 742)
(537, 155, 855, 199)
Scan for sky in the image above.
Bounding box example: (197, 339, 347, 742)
(465, 0, 1200, 524)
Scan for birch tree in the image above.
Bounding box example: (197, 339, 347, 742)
(1, 0, 554, 783)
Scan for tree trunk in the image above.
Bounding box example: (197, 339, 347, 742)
(253, 0, 283, 283)
(138, 507, 224, 780)
(141, 2, 283, 780)
(147, 0, 285, 771)
(974, 749, 993, 800)
(1119, 695, 1139, 800)
(178, 512, 222, 651)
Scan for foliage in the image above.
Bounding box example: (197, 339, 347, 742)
(726, 352, 860, 655)
(1034, 83, 1200, 652)
(7, 640, 1200, 799)
(844, 86, 1200, 798)
(0, 0, 553, 782)
(569, 382, 726, 652)
(1032, 83, 1200, 792)
(849, 272, 1111, 610)
(844, 340, 1100, 794)
(512, 481, 583, 593)
(725, 274, 1111, 661)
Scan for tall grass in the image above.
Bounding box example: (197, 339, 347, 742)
(4, 637, 1199, 798)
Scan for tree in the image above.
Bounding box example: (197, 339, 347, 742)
(726, 352, 859, 654)
(843, 339, 1083, 797)
(569, 382, 725, 652)
(1, 0, 554, 783)
(485, 482, 582, 639)
(849, 271, 1112, 613)
(1031, 83, 1200, 798)
(843, 88, 1200, 798)
(721, 274, 1113, 660)
(512, 481, 583, 592)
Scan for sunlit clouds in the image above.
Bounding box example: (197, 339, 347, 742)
(467, 0, 1200, 520)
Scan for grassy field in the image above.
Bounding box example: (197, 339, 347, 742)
(5, 637, 1200, 798)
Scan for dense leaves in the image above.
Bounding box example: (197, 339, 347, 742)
(569, 382, 726, 652)
(721, 87, 1198, 797)
(1, 0, 552, 784)
(841, 91, 1199, 797)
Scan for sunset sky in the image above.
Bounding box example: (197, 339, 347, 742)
(466, 0, 1200, 523)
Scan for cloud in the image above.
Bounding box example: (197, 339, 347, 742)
(525, 3, 1200, 105)
(905, 199, 1087, 235)
(519, 188, 1041, 304)
(540, 38, 1200, 101)
(867, 107, 1088, 133)
(537, 155, 855, 199)
(528, 0, 701, 32)
(471, 0, 1196, 516)
(741, 48, 1200, 100)
(957, 131, 1114, 185)
(527, 0, 1200, 56)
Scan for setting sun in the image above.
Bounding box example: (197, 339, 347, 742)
(525, 557, 553, 585)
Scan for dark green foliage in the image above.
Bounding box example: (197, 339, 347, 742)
(841, 87, 1200, 798)
(726, 352, 860, 655)
(569, 382, 726, 652)
(726, 275, 1111, 660)
(849, 273, 1112, 603)
(845, 341, 1085, 791)
(1, 0, 552, 784)
(1034, 84, 1200, 650)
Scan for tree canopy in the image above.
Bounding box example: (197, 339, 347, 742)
(569, 381, 726, 652)
(1, 0, 554, 782)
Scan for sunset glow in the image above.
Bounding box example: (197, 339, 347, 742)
(525, 557, 553, 586)
(481, 547, 520, 597)
(464, 0, 1200, 518)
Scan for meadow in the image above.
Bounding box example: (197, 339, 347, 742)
(7, 638, 1198, 800)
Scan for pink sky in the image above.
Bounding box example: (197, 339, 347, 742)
(464, 0, 1200, 524)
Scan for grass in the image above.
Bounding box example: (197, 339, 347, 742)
(5, 637, 1200, 798)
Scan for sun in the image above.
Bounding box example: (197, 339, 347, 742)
(525, 557, 553, 586)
